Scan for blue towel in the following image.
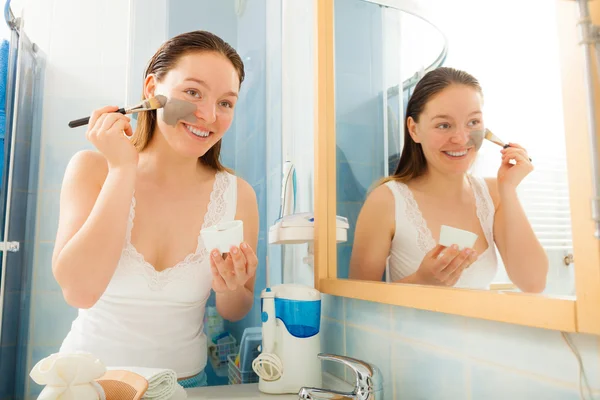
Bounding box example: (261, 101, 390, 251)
(0, 39, 9, 181)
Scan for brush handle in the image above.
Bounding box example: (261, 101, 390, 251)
(68, 107, 126, 128)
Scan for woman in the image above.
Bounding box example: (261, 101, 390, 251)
(349, 67, 548, 292)
(52, 31, 259, 388)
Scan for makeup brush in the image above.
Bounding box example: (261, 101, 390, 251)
(68, 95, 168, 128)
(484, 128, 532, 162)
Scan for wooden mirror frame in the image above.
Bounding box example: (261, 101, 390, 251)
(313, 0, 600, 334)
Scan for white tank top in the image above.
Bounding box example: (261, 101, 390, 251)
(60, 171, 237, 378)
(384, 175, 498, 289)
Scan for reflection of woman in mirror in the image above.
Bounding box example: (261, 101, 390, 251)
(51, 31, 259, 387)
(349, 67, 548, 293)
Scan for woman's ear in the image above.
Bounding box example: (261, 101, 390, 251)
(143, 74, 157, 100)
(407, 117, 421, 143)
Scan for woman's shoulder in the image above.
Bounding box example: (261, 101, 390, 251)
(223, 172, 256, 208)
(478, 175, 500, 210)
(365, 181, 397, 210)
(64, 150, 109, 187)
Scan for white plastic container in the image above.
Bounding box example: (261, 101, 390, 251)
(201, 220, 244, 253)
(438, 225, 478, 250)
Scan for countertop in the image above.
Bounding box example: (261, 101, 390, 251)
(184, 373, 351, 399)
(185, 383, 298, 399)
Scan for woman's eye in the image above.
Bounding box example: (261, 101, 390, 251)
(437, 123, 450, 130)
(185, 89, 201, 98)
(219, 101, 233, 108)
(468, 119, 481, 127)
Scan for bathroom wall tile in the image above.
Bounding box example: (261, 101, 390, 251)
(320, 318, 346, 380)
(334, 0, 381, 77)
(336, 161, 372, 203)
(393, 339, 469, 400)
(32, 242, 60, 293)
(31, 292, 76, 346)
(37, 190, 60, 243)
(469, 363, 580, 400)
(336, 125, 379, 170)
(336, 201, 362, 244)
(41, 136, 92, 191)
(322, 294, 344, 321)
(345, 298, 391, 333)
(464, 318, 600, 388)
(345, 326, 393, 399)
(336, 243, 352, 279)
(392, 306, 468, 353)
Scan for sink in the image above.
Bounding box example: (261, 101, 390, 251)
(185, 373, 352, 399)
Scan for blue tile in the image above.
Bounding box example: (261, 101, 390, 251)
(336, 127, 381, 172)
(266, 245, 282, 287)
(321, 295, 344, 321)
(465, 319, 599, 388)
(393, 339, 468, 400)
(336, 161, 371, 203)
(336, 201, 361, 244)
(320, 319, 345, 380)
(33, 242, 60, 293)
(336, 243, 351, 279)
(334, 0, 382, 77)
(470, 363, 580, 399)
(345, 298, 391, 332)
(41, 137, 93, 191)
(392, 306, 468, 353)
(37, 191, 60, 243)
(31, 292, 76, 346)
(345, 326, 392, 399)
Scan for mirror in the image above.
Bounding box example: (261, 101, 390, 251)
(334, 0, 575, 297)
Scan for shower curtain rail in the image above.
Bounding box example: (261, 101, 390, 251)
(4, 0, 19, 33)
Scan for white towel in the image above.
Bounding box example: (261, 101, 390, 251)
(29, 352, 106, 400)
(107, 367, 187, 400)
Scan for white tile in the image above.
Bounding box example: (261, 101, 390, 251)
(392, 306, 468, 353)
(392, 339, 469, 400)
(345, 325, 393, 400)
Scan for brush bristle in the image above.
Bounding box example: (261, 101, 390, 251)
(146, 95, 167, 109)
(484, 128, 505, 147)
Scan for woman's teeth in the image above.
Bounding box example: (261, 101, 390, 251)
(185, 124, 210, 138)
(444, 150, 468, 157)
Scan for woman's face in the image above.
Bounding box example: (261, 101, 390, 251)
(408, 84, 484, 176)
(145, 51, 240, 158)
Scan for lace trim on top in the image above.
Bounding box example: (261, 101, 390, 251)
(468, 175, 494, 247)
(119, 171, 230, 290)
(394, 182, 437, 253)
(393, 175, 493, 254)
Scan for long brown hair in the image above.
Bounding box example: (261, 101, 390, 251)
(381, 67, 482, 185)
(132, 30, 245, 171)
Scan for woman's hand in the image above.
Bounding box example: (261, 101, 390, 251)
(86, 106, 138, 170)
(414, 244, 478, 286)
(210, 242, 259, 292)
(497, 143, 533, 193)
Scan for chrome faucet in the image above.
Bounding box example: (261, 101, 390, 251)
(297, 353, 383, 400)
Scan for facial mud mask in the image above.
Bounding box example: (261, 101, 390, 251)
(467, 129, 484, 151)
(158, 97, 197, 127)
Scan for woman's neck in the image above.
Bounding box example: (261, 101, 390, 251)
(410, 167, 470, 198)
(137, 130, 214, 185)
